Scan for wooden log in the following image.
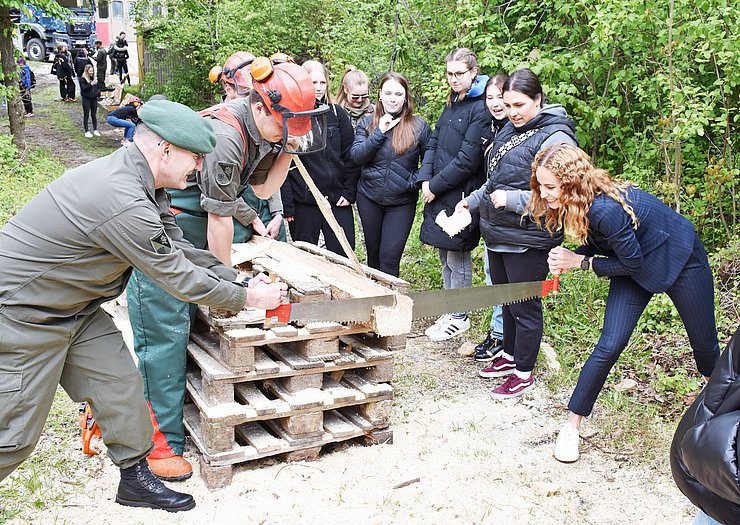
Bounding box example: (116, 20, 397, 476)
(358, 399, 393, 426)
(279, 412, 324, 437)
(360, 362, 394, 384)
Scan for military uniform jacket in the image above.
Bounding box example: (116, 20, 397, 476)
(0, 145, 246, 324)
(169, 97, 280, 227)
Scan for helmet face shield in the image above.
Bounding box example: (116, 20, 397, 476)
(281, 104, 329, 155)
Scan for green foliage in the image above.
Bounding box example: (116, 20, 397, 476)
(0, 134, 63, 226)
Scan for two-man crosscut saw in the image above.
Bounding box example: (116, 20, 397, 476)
(266, 276, 559, 323)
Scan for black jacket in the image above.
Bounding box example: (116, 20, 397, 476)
(53, 53, 74, 79)
(417, 90, 492, 251)
(479, 104, 576, 249)
(80, 77, 101, 99)
(351, 115, 431, 207)
(112, 41, 129, 63)
(74, 56, 91, 77)
(107, 104, 139, 123)
(281, 103, 359, 216)
(671, 327, 740, 525)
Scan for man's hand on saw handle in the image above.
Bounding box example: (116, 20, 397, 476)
(244, 273, 288, 309)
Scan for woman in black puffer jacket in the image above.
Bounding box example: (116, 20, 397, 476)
(281, 60, 360, 257)
(417, 48, 492, 343)
(350, 72, 431, 277)
(458, 68, 577, 398)
(671, 327, 740, 525)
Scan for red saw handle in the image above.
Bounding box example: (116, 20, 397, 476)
(265, 303, 291, 323)
(541, 275, 560, 297)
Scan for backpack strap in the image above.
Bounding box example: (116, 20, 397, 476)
(198, 104, 247, 166)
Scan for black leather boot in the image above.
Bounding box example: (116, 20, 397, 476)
(116, 458, 196, 512)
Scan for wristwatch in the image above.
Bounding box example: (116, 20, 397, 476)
(580, 256, 591, 271)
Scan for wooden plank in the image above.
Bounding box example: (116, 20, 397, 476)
(323, 410, 360, 438)
(234, 383, 277, 416)
(236, 422, 285, 453)
(322, 376, 359, 403)
(265, 343, 325, 370)
(191, 330, 254, 372)
(340, 335, 393, 361)
(264, 380, 324, 410)
(253, 347, 283, 375)
(187, 342, 233, 382)
(264, 419, 330, 447)
(341, 373, 393, 398)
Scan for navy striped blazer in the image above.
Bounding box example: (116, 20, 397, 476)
(575, 187, 698, 293)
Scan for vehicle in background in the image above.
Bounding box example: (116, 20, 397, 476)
(11, 0, 97, 61)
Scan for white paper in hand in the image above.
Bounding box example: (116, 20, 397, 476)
(435, 209, 472, 237)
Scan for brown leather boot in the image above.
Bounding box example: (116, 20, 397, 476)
(147, 455, 193, 482)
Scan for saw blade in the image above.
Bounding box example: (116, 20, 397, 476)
(266, 294, 397, 323)
(408, 280, 556, 320)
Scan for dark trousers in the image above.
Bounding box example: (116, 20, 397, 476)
(21, 88, 32, 114)
(82, 97, 97, 132)
(58, 76, 75, 100)
(488, 248, 550, 372)
(117, 60, 128, 82)
(356, 193, 415, 277)
(288, 201, 355, 257)
(569, 236, 720, 416)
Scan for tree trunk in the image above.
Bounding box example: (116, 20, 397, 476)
(0, 6, 26, 150)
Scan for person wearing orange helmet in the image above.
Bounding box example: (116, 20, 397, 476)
(209, 51, 286, 242)
(126, 55, 328, 482)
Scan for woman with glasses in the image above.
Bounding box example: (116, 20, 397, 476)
(336, 67, 375, 131)
(457, 68, 577, 398)
(281, 60, 360, 256)
(350, 72, 431, 277)
(417, 48, 492, 342)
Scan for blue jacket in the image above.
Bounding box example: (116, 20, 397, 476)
(576, 187, 698, 293)
(19, 65, 33, 90)
(351, 115, 431, 207)
(671, 327, 740, 525)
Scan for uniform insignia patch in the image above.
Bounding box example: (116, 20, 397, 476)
(150, 228, 173, 254)
(216, 162, 236, 186)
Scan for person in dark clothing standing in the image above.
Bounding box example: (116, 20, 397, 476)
(459, 68, 577, 398)
(112, 32, 130, 85)
(17, 57, 34, 116)
(74, 48, 92, 80)
(417, 48, 492, 342)
(281, 60, 359, 256)
(92, 40, 109, 90)
(80, 64, 113, 137)
(52, 43, 76, 101)
(672, 327, 739, 525)
(350, 72, 431, 276)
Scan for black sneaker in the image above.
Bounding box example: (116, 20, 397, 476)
(474, 332, 503, 362)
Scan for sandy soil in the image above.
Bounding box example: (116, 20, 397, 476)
(10, 326, 695, 525)
(4, 65, 697, 525)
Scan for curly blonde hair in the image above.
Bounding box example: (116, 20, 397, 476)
(529, 143, 638, 245)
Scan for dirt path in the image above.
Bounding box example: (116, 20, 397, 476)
(10, 327, 695, 525)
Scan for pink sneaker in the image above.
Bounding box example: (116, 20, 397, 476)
(479, 355, 516, 378)
(489, 374, 535, 399)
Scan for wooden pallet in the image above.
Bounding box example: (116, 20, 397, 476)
(185, 240, 405, 489)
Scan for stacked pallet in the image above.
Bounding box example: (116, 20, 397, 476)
(184, 238, 411, 489)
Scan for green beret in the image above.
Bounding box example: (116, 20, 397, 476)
(139, 100, 216, 154)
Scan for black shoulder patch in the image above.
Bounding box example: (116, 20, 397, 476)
(150, 228, 173, 254)
(216, 162, 237, 186)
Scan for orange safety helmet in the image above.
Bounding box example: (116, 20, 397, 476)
(250, 57, 317, 136)
(208, 51, 255, 91)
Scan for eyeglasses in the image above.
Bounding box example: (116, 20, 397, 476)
(446, 68, 472, 80)
(349, 93, 369, 101)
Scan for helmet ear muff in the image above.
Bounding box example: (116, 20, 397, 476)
(250, 57, 274, 82)
(208, 65, 223, 84)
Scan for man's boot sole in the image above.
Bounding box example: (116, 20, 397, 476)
(115, 496, 196, 512)
(152, 471, 193, 482)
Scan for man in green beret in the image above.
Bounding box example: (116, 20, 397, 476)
(0, 99, 287, 512)
(126, 58, 327, 481)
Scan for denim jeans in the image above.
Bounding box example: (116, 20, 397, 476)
(693, 510, 722, 525)
(106, 116, 135, 140)
(438, 249, 472, 290)
(483, 245, 504, 339)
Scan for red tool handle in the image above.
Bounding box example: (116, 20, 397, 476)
(265, 303, 291, 323)
(541, 274, 560, 297)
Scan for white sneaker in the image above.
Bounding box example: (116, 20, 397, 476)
(554, 423, 580, 463)
(428, 315, 470, 342)
(84, 131, 93, 138)
(424, 314, 451, 338)
(93, 130, 101, 137)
